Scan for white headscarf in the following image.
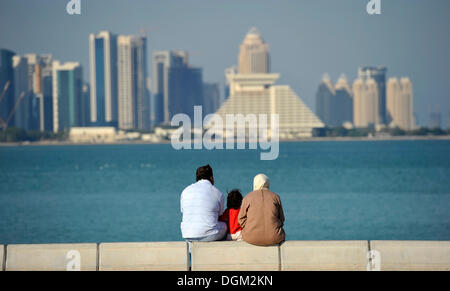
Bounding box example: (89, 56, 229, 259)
(253, 174, 270, 190)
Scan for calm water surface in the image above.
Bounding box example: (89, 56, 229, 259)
(0, 140, 449, 244)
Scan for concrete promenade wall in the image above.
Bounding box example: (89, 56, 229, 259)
(1, 241, 450, 271)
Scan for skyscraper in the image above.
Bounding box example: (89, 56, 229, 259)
(353, 77, 379, 128)
(315, 74, 335, 126)
(429, 112, 442, 129)
(152, 51, 172, 125)
(41, 65, 53, 132)
(238, 27, 270, 74)
(80, 83, 91, 127)
(315, 74, 353, 127)
(89, 31, 118, 127)
(0, 48, 15, 129)
(386, 77, 415, 130)
(167, 64, 203, 121)
(448, 113, 450, 130)
(203, 82, 221, 115)
(35, 55, 54, 132)
(117, 35, 149, 130)
(224, 65, 237, 101)
(214, 73, 324, 138)
(334, 74, 353, 125)
(358, 66, 387, 124)
(52, 61, 83, 132)
(152, 50, 203, 124)
(12, 54, 54, 132)
(12, 55, 29, 130)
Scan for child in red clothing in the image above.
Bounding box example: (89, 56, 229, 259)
(219, 189, 243, 241)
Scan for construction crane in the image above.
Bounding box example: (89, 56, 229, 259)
(0, 80, 10, 105)
(139, 27, 159, 38)
(0, 81, 25, 131)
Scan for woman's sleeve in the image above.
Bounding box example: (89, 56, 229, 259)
(278, 197, 285, 224)
(238, 197, 248, 228)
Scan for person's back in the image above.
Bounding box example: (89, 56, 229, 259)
(180, 164, 226, 241)
(238, 174, 285, 246)
(239, 189, 285, 245)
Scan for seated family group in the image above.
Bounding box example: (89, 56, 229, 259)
(180, 165, 285, 246)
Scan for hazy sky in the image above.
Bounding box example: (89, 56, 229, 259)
(1, 0, 449, 126)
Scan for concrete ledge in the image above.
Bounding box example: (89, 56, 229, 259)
(3, 241, 450, 271)
(1, 245, 4, 271)
(280, 241, 369, 271)
(99, 242, 188, 271)
(370, 241, 450, 271)
(191, 241, 279, 271)
(5, 243, 97, 271)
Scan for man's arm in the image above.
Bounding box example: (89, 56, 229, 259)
(180, 191, 184, 214)
(218, 190, 225, 216)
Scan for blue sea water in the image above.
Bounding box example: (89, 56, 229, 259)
(0, 140, 449, 244)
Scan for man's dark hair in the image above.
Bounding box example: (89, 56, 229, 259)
(196, 164, 213, 182)
(227, 189, 243, 210)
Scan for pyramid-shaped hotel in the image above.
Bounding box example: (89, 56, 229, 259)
(214, 28, 324, 139)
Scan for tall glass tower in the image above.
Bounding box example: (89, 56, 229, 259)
(0, 48, 15, 129)
(117, 35, 149, 130)
(52, 61, 83, 132)
(89, 31, 118, 127)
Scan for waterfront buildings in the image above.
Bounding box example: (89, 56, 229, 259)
(12, 54, 54, 132)
(358, 66, 387, 124)
(316, 74, 353, 127)
(80, 83, 91, 127)
(334, 75, 353, 126)
(39, 59, 54, 132)
(448, 113, 450, 130)
(117, 35, 149, 130)
(69, 126, 116, 143)
(167, 63, 203, 121)
(0, 48, 15, 129)
(353, 77, 379, 128)
(202, 82, 221, 115)
(152, 51, 173, 125)
(152, 50, 203, 124)
(315, 74, 334, 126)
(238, 27, 270, 74)
(213, 73, 324, 139)
(224, 65, 238, 101)
(429, 112, 442, 129)
(386, 77, 415, 130)
(214, 28, 323, 139)
(52, 61, 83, 132)
(12, 55, 29, 130)
(89, 31, 118, 127)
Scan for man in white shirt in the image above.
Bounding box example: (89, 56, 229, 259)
(180, 164, 227, 241)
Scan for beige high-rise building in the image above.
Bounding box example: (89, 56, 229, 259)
(353, 78, 379, 127)
(386, 77, 415, 130)
(117, 35, 148, 130)
(238, 27, 270, 74)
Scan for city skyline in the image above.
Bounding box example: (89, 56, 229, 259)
(1, 0, 450, 126)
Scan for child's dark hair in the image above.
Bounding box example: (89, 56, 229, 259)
(227, 189, 243, 210)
